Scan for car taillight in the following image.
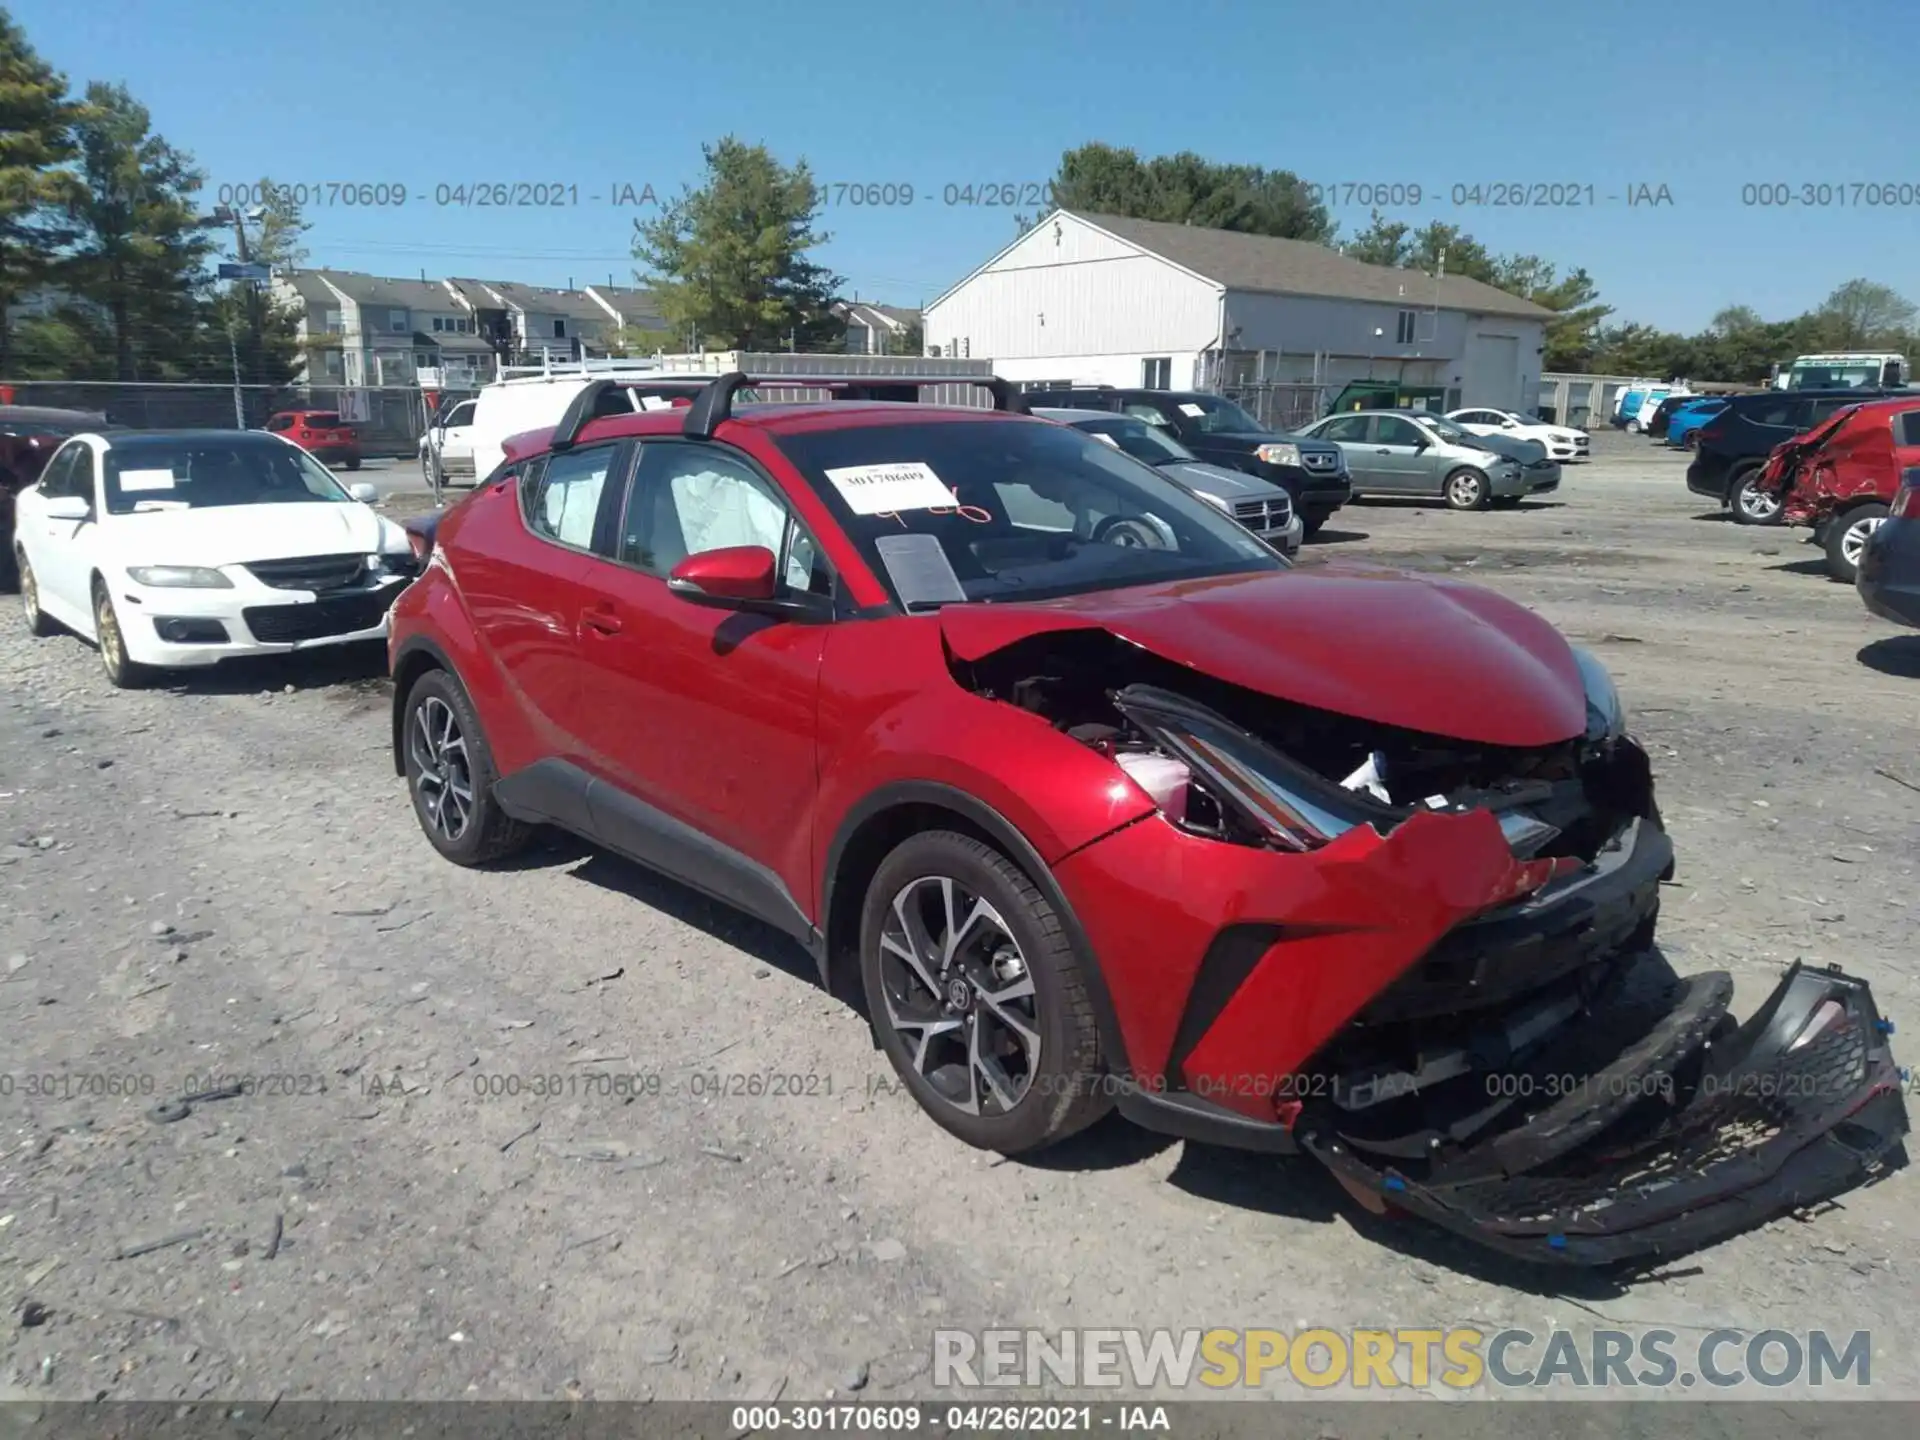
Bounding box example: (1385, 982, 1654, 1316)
(1699, 424, 1725, 444)
(1894, 476, 1920, 520)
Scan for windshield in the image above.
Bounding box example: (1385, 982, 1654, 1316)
(103, 436, 351, 515)
(1171, 394, 1268, 434)
(1788, 363, 1883, 389)
(1418, 415, 1473, 442)
(773, 419, 1281, 609)
(1068, 416, 1196, 464)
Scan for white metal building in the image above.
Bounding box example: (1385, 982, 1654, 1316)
(923, 210, 1554, 413)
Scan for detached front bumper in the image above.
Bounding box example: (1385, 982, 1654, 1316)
(1061, 782, 1907, 1266)
(118, 575, 407, 667)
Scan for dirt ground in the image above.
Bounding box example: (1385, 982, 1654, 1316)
(2, 430, 1918, 1409)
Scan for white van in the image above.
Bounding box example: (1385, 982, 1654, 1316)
(466, 358, 702, 484)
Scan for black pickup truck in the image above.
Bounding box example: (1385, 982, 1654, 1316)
(1022, 387, 1352, 537)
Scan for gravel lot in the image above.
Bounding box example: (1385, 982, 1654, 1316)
(2, 431, 1917, 1408)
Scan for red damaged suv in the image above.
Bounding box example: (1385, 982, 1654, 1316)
(388, 373, 1907, 1266)
(1755, 395, 1920, 582)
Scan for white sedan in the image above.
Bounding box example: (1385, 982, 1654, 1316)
(1447, 408, 1590, 462)
(14, 428, 418, 687)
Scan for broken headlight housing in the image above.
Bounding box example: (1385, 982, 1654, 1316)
(1111, 685, 1385, 852)
(1569, 645, 1626, 741)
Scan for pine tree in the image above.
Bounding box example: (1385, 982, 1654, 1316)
(0, 9, 81, 374)
(65, 81, 212, 380)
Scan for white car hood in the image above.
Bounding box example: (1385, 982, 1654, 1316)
(107, 502, 391, 567)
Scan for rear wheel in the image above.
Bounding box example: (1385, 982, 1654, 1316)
(1444, 468, 1490, 511)
(401, 668, 532, 865)
(1825, 503, 1889, 584)
(92, 577, 151, 688)
(18, 549, 54, 637)
(1730, 468, 1781, 525)
(859, 830, 1108, 1155)
(1625, 419, 1642, 434)
(345, 457, 362, 471)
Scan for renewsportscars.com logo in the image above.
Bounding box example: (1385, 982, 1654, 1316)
(932, 1327, 1875, 1392)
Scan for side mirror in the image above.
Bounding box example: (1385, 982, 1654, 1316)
(42, 495, 90, 521)
(668, 545, 779, 604)
(348, 482, 380, 504)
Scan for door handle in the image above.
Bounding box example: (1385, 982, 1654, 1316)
(581, 606, 622, 636)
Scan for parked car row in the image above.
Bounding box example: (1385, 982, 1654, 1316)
(1299, 409, 1564, 509)
(9, 371, 1906, 1270)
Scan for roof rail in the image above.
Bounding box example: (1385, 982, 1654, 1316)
(681, 371, 1024, 440)
(548, 377, 716, 453)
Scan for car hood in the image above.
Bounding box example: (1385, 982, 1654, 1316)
(1468, 431, 1549, 462)
(1158, 460, 1288, 498)
(939, 566, 1587, 747)
(1202, 429, 1344, 457)
(105, 502, 392, 565)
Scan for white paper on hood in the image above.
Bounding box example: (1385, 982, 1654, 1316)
(118, 468, 176, 492)
(824, 461, 958, 516)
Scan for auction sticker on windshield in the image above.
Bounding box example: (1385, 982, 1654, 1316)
(824, 461, 958, 516)
(118, 469, 177, 491)
(1179, 403, 1206, 417)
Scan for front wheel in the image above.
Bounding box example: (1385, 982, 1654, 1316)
(1625, 419, 1643, 434)
(92, 577, 151, 688)
(1300, 512, 1327, 539)
(859, 830, 1109, 1155)
(401, 668, 533, 865)
(1730, 469, 1782, 525)
(1825, 503, 1889, 584)
(18, 549, 55, 637)
(1444, 468, 1490, 511)
(345, 456, 362, 472)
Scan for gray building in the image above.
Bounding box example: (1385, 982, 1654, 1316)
(834, 301, 922, 355)
(924, 210, 1554, 417)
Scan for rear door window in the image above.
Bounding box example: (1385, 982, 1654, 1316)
(527, 445, 620, 552)
(1895, 410, 1920, 448)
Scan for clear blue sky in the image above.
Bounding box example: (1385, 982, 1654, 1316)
(14, 0, 1918, 331)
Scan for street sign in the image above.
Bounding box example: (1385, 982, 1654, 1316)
(217, 262, 271, 281)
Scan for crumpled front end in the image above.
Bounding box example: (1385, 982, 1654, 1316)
(955, 626, 1909, 1266)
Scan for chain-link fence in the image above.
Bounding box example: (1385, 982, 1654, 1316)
(1211, 382, 1328, 432)
(0, 381, 436, 458)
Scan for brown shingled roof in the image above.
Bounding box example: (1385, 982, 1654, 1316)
(1074, 212, 1554, 321)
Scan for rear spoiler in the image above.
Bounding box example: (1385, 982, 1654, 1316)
(548, 372, 1024, 453)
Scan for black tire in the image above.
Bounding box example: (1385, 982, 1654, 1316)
(400, 667, 532, 865)
(1300, 512, 1327, 540)
(91, 577, 151, 689)
(1091, 514, 1168, 549)
(1824, 503, 1889, 584)
(1491, 495, 1523, 509)
(859, 830, 1109, 1155)
(1625, 419, 1643, 434)
(346, 456, 362, 471)
(1443, 467, 1490, 511)
(18, 548, 54, 636)
(1729, 466, 1781, 525)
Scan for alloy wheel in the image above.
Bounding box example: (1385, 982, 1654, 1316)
(1447, 472, 1484, 509)
(1736, 479, 1782, 523)
(409, 695, 475, 842)
(20, 558, 39, 628)
(1099, 518, 1165, 549)
(95, 588, 126, 676)
(1841, 515, 1884, 570)
(875, 874, 1041, 1117)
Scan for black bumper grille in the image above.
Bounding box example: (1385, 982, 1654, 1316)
(1302, 451, 1342, 473)
(244, 553, 367, 591)
(242, 587, 398, 643)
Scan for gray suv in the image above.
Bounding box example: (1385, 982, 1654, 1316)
(1299, 409, 1561, 510)
(1033, 408, 1303, 556)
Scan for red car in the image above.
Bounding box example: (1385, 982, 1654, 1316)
(388, 373, 1906, 1265)
(1757, 395, 1920, 582)
(1, 404, 110, 589)
(265, 409, 362, 469)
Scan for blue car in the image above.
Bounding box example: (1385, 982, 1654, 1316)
(1611, 388, 1649, 429)
(1667, 398, 1728, 450)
